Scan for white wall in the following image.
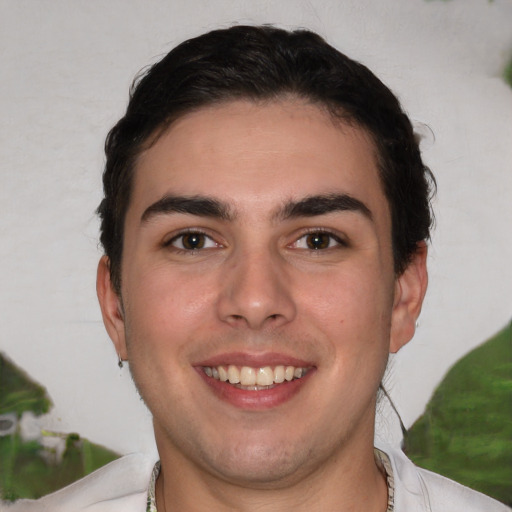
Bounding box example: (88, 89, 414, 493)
(1, 0, 511, 455)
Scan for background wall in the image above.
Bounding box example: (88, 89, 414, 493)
(1, 0, 511, 456)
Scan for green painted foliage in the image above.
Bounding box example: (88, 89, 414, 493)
(504, 56, 512, 88)
(0, 354, 51, 417)
(0, 353, 120, 501)
(404, 322, 512, 506)
(0, 433, 119, 501)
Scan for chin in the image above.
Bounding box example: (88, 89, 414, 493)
(204, 438, 313, 488)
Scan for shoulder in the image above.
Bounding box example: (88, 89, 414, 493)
(379, 444, 511, 512)
(1, 453, 156, 512)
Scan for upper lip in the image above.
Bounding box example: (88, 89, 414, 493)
(194, 351, 314, 368)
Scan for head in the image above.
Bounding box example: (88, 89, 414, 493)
(96, 25, 434, 493)
(97, 25, 434, 295)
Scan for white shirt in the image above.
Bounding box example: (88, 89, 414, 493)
(2, 445, 510, 511)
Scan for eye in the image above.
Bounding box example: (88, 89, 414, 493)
(166, 231, 218, 251)
(293, 231, 345, 250)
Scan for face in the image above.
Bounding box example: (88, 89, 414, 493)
(98, 99, 426, 487)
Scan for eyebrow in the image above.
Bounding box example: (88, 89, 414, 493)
(277, 193, 373, 221)
(140, 192, 372, 224)
(141, 195, 233, 223)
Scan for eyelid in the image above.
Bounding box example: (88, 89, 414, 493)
(290, 228, 348, 249)
(163, 228, 222, 250)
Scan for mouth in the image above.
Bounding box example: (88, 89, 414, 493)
(201, 364, 310, 391)
(195, 355, 315, 409)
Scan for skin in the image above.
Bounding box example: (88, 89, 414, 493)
(97, 99, 428, 511)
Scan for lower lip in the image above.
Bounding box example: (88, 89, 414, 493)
(195, 368, 314, 410)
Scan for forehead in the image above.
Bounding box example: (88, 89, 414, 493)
(129, 99, 389, 223)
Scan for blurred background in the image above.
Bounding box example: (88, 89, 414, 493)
(1, 0, 511, 504)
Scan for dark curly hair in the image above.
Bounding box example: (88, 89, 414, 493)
(98, 25, 435, 294)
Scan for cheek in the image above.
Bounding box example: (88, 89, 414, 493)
(122, 265, 215, 357)
(301, 266, 393, 329)
(297, 264, 394, 377)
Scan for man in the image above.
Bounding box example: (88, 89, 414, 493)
(7, 25, 509, 511)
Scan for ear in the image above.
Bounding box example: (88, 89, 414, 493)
(389, 242, 428, 354)
(96, 256, 128, 360)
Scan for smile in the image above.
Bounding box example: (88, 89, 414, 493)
(202, 365, 309, 390)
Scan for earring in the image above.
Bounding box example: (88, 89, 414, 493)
(118, 354, 124, 369)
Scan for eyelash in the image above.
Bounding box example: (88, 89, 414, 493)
(291, 229, 348, 251)
(163, 230, 220, 253)
(163, 228, 347, 254)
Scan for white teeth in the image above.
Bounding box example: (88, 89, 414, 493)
(256, 366, 274, 386)
(227, 365, 240, 384)
(218, 366, 228, 382)
(274, 365, 285, 383)
(240, 366, 256, 386)
(203, 364, 308, 387)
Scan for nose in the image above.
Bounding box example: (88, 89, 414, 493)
(216, 248, 296, 330)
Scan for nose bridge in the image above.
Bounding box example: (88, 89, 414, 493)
(217, 242, 296, 329)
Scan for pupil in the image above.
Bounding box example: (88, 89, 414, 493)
(307, 233, 329, 250)
(183, 233, 204, 249)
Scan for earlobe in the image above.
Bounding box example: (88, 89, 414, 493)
(96, 256, 128, 360)
(389, 242, 428, 353)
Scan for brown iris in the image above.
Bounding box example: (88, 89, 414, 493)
(306, 233, 331, 250)
(181, 233, 206, 250)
